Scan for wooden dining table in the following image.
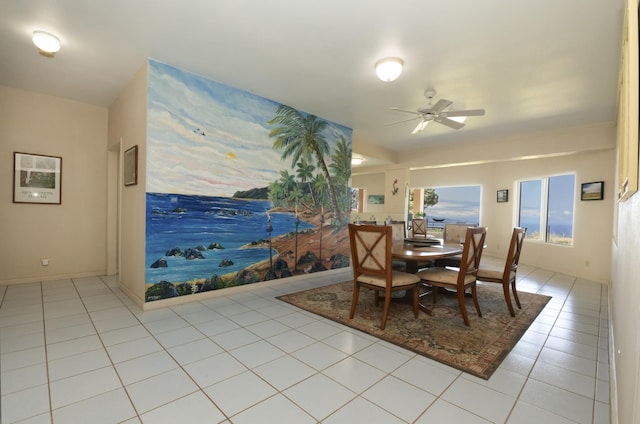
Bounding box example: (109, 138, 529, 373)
(392, 241, 464, 312)
(392, 241, 463, 273)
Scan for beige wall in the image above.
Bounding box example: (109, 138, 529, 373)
(609, 0, 640, 421)
(353, 146, 615, 283)
(107, 64, 148, 307)
(0, 86, 108, 283)
(352, 172, 385, 217)
(611, 192, 640, 424)
(507, 152, 613, 282)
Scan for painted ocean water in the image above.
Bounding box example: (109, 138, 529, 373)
(145, 193, 314, 284)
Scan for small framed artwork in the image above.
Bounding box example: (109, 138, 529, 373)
(497, 189, 509, 203)
(13, 152, 62, 204)
(581, 181, 604, 201)
(124, 145, 138, 186)
(367, 194, 385, 205)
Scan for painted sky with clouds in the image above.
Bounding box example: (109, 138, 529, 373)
(146, 59, 352, 197)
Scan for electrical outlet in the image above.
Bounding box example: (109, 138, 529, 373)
(41, 258, 49, 266)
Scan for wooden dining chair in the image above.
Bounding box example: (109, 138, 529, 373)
(388, 221, 408, 271)
(348, 224, 421, 330)
(434, 223, 477, 268)
(389, 221, 406, 242)
(411, 218, 427, 238)
(417, 227, 487, 326)
(477, 227, 527, 316)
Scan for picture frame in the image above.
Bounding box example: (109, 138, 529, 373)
(581, 181, 604, 201)
(496, 189, 509, 203)
(13, 152, 62, 204)
(124, 145, 138, 186)
(367, 194, 385, 205)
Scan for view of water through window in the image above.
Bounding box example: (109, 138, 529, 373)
(518, 174, 575, 245)
(410, 186, 481, 231)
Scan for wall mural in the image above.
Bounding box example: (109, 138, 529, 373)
(145, 59, 353, 302)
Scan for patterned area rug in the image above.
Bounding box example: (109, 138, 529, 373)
(277, 281, 550, 379)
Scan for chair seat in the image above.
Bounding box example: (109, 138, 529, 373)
(477, 264, 515, 281)
(357, 270, 420, 288)
(417, 267, 476, 285)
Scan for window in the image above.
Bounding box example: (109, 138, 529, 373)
(409, 185, 481, 236)
(518, 174, 575, 245)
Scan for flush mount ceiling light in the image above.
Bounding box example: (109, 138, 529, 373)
(351, 157, 363, 165)
(32, 31, 61, 57)
(375, 57, 403, 82)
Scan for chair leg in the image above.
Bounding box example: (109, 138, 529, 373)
(502, 282, 516, 317)
(381, 293, 392, 330)
(350, 285, 360, 319)
(471, 284, 482, 318)
(511, 280, 522, 309)
(457, 289, 470, 326)
(374, 290, 380, 307)
(412, 286, 419, 318)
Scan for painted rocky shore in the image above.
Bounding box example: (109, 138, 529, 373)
(144, 210, 351, 301)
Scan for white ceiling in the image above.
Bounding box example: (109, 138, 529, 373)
(0, 0, 625, 164)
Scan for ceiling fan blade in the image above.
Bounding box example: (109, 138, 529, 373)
(430, 99, 453, 114)
(443, 109, 485, 117)
(390, 107, 420, 115)
(411, 120, 429, 134)
(435, 117, 465, 130)
(384, 117, 420, 126)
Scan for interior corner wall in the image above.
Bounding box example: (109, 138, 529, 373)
(108, 63, 148, 306)
(0, 85, 108, 284)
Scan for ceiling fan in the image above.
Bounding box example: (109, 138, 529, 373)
(386, 88, 485, 134)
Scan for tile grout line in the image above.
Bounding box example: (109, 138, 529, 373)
(96, 275, 235, 423)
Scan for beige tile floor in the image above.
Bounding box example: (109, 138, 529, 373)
(0, 260, 610, 423)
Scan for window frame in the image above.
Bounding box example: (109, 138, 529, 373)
(516, 173, 576, 246)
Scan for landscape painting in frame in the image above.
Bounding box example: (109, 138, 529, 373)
(145, 59, 353, 302)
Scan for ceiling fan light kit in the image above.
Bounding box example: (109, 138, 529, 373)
(375, 57, 403, 82)
(386, 88, 485, 134)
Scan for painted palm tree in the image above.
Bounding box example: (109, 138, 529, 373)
(269, 105, 343, 222)
(278, 170, 296, 194)
(312, 173, 328, 203)
(268, 180, 285, 206)
(329, 136, 352, 216)
(288, 185, 304, 207)
(296, 159, 316, 208)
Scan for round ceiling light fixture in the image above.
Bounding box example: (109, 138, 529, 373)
(351, 157, 363, 165)
(32, 31, 61, 56)
(375, 57, 403, 82)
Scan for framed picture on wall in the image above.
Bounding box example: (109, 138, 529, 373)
(367, 194, 385, 205)
(124, 145, 138, 186)
(13, 152, 62, 204)
(581, 181, 604, 200)
(496, 189, 509, 203)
